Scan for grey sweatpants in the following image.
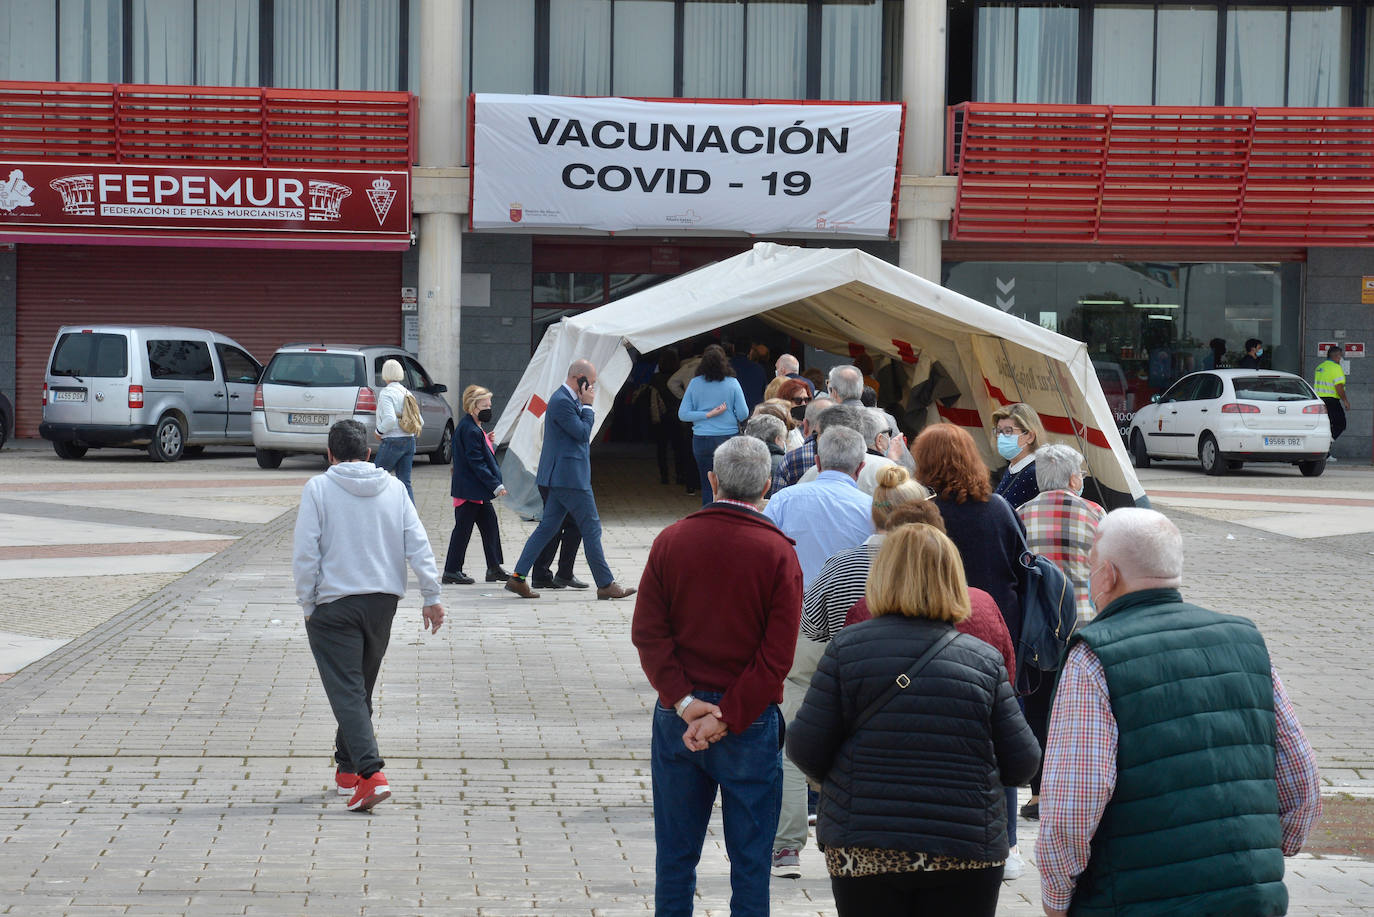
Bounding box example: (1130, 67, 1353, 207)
(305, 593, 399, 778)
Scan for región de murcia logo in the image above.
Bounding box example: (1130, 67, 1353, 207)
(0, 169, 36, 212)
(308, 180, 351, 221)
(366, 177, 396, 225)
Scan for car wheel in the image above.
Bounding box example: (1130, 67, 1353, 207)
(429, 422, 454, 465)
(53, 439, 88, 460)
(148, 415, 186, 462)
(1299, 458, 1326, 477)
(255, 448, 284, 469)
(1130, 430, 1151, 469)
(1198, 433, 1227, 476)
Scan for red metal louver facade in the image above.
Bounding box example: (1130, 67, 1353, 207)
(947, 103, 1374, 247)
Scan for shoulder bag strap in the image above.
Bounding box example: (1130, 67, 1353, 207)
(849, 628, 961, 737)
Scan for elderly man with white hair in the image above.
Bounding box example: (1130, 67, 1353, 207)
(775, 352, 815, 395)
(1036, 508, 1320, 917)
(826, 364, 865, 406)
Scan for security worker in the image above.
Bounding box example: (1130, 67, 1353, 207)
(1314, 344, 1351, 455)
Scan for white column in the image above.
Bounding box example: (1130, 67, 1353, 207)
(416, 0, 463, 407)
(898, 0, 948, 282)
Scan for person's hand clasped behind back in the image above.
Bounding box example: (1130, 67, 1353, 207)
(679, 698, 727, 751)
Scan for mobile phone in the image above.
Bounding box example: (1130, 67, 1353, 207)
(577, 375, 589, 391)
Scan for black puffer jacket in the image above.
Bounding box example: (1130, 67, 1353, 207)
(786, 614, 1040, 862)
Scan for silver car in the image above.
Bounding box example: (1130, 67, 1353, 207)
(251, 344, 454, 468)
(40, 324, 262, 461)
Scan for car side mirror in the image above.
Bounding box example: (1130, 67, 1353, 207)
(428, 383, 447, 395)
(1151, 394, 1162, 404)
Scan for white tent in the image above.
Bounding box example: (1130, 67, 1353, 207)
(493, 242, 1147, 511)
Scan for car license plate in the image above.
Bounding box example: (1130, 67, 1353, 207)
(52, 390, 85, 402)
(288, 413, 328, 425)
(1264, 436, 1303, 447)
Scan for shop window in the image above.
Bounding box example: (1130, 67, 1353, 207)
(550, 0, 611, 95)
(976, 4, 1079, 103)
(533, 272, 604, 304)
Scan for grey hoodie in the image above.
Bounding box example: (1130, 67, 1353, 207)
(293, 460, 442, 616)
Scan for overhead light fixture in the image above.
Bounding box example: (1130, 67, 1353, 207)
(1077, 298, 1125, 305)
(1133, 303, 1179, 309)
(1147, 314, 1175, 321)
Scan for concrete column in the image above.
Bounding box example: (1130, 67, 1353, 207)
(897, 0, 948, 282)
(416, 0, 463, 407)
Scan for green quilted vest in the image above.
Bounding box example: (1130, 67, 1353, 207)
(1067, 588, 1287, 917)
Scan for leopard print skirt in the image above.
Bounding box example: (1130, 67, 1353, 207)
(823, 845, 1004, 878)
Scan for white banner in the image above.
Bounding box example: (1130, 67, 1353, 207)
(471, 94, 903, 237)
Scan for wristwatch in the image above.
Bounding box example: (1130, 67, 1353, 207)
(674, 694, 697, 718)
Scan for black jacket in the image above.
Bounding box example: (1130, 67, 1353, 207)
(786, 615, 1040, 862)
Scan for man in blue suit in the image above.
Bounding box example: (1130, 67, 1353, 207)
(506, 359, 636, 601)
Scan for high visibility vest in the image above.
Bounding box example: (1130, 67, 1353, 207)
(1314, 359, 1345, 399)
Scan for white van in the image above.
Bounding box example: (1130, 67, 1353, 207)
(39, 325, 263, 461)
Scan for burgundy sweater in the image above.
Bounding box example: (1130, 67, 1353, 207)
(631, 504, 803, 733)
(845, 587, 1016, 686)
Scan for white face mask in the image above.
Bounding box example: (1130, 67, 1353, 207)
(1088, 561, 1112, 611)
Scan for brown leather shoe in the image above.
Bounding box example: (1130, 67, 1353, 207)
(596, 582, 636, 600)
(504, 576, 540, 599)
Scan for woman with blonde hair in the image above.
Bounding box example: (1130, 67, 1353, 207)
(374, 358, 417, 502)
(441, 384, 509, 585)
(787, 523, 1039, 916)
(756, 398, 804, 450)
(991, 402, 1046, 508)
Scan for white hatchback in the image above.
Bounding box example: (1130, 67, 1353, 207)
(1128, 369, 1332, 477)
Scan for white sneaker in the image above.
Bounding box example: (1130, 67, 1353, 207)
(1003, 845, 1025, 880)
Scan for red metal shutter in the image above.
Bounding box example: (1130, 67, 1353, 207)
(15, 245, 401, 437)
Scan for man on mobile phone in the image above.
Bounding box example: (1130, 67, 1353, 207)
(506, 359, 636, 601)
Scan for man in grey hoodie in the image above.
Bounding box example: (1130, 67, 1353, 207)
(293, 420, 445, 812)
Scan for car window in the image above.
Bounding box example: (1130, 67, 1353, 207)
(1234, 375, 1315, 402)
(372, 355, 398, 387)
(1195, 374, 1224, 400)
(264, 352, 365, 387)
(216, 344, 261, 383)
(1161, 376, 1202, 403)
(147, 340, 215, 381)
(403, 356, 432, 391)
(51, 332, 128, 378)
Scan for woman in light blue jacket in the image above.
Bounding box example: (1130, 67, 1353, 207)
(678, 343, 749, 506)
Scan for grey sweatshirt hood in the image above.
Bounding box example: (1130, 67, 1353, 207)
(325, 460, 392, 497)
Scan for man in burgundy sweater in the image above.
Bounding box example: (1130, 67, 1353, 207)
(632, 435, 803, 917)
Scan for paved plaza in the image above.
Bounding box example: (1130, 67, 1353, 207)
(0, 439, 1371, 916)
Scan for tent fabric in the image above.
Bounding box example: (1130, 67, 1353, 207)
(494, 242, 1147, 512)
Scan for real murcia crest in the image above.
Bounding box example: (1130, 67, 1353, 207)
(366, 177, 396, 225)
(0, 169, 35, 212)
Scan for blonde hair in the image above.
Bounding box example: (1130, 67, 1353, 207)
(462, 384, 492, 415)
(991, 402, 1046, 452)
(763, 375, 789, 403)
(865, 523, 972, 623)
(381, 359, 405, 383)
(760, 398, 798, 431)
(870, 465, 931, 530)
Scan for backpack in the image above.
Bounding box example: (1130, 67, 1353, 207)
(1013, 548, 1077, 696)
(398, 391, 424, 435)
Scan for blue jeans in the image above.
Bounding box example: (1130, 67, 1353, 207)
(374, 435, 415, 503)
(513, 485, 614, 588)
(691, 434, 733, 507)
(651, 694, 782, 917)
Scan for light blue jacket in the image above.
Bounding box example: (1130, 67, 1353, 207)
(678, 376, 748, 437)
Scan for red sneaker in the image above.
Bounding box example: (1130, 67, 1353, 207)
(334, 769, 359, 797)
(347, 771, 391, 812)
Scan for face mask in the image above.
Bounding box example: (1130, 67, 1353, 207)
(1087, 562, 1110, 611)
(1256, 348, 1264, 357)
(790, 404, 807, 422)
(477, 408, 493, 423)
(1071, 475, 1084, 497)
(996, 433, 1022, 460)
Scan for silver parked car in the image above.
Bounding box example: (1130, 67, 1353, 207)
(251, 344, 454, 468)
(40, 324, 262, 461)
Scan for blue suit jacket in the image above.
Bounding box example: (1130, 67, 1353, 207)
(536, 384, 594, 490)
(451, 414, 503, 501)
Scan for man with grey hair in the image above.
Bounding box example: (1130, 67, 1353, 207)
(776, 395, 836, 488)
(827, 364, 865, 405)
(763, 424, 874, 878)
(1037, 508, 1320, 916)
(744, 413, 788, 491)
(632, 435, 803, 914)
(798, 406, 898, 495)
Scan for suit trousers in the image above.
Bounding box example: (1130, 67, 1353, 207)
(444, 501, 504, 575)
(514, 485, 614, 588)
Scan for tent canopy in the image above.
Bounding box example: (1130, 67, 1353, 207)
(494, 242, 1146, 510)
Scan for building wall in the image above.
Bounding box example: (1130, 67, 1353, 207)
(0, 248, 14, 403)
(461, 234, 533, 418)
(1305, 249, 1372, 462)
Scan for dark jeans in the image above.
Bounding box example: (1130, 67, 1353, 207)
(534, 484, 580, 580)
(304, 593, 398, 778)
(1324, 397, 1347, 441)
(514, 484, 613, 587)
(1022, 668, 1056, 795)
(651, 695, 782, 917)
(444, 501, 503, 575)
(830, 865, 1004, 917)
(373, 435, 415, 503)
(653, 420, 692, 485)
(691, 433, 733, 507)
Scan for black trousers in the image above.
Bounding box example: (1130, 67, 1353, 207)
(1021, 668, 1057, 795)
(652, 419, 691, 484)
(444, 501, 503, 574)
(830, 865, 1004, 917)
(534, 484, 580, 579)
(1324, 398, 1347, 441)
(304, 593, 398, 778)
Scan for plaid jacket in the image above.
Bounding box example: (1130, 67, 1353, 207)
(1017, 490, 1106, 622)
(776, 435, 818, 489)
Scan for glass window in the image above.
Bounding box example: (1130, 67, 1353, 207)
(197, 0, 258, 86)
(533, 272, 603, 304)
(60, 0, 122, 82)
(339, 0, 402, 90)
(1195, 374, 1224, 400)
(133, 0, 193, 84)
(274, 0, 336, 88)
(402, 355, 434, 390)
(976, 5, 1016, 101)
(51, 333, 128, 378)
(216, 345, 261, 384)
(472, 0, 534, 93)
(1, 1, 56, 80)
(1162, 375, 1204, 402)
(1156, 6, 1217, 104)
(1288, 5, 1349, 105)
(1225, 6, 1287, 104)
(614, 0, 674, 96)
(821, 0, 883, 101)
(684, 0, 743, 96)
(265, 353, 365, 387)
(1092, 6, 1154, 104)
(1017, 6, 1078, 103)
(550, 0, 610, 95)
(747, 0, 807, 99)
(1234, 375, 1315, 400)
(147, 340, 214, 381)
